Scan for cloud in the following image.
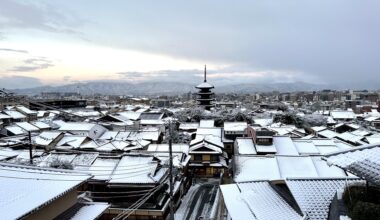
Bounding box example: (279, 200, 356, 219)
(83, 0, 380, 86)
(8, 57, 54, 72)
(63, 75, 72, 81)
(0, 75, 43, 89)
(116, 66, 316, 86)
(0, 48, 28, 53)
(0, 0, 85, 34)
(117, 69, 202, 83)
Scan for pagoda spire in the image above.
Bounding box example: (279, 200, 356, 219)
(204, 65, 207, 82)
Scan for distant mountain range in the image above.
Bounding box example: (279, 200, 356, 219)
(12, 81, 333, 96)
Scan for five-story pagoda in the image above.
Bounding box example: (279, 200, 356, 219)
(195, 65, 215, 110)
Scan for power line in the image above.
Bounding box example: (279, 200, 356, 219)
(0, 165, 156, 177)
(87, 192, 150, 199)
(113, 181, 166, 220)
(78, 188, 154, 195)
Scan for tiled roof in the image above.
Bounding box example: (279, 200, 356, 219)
(286, 178, 362, 220)
(0, 163, 90, 220)
(234, 156, 347, 182)
(220, 181, 303, 220)
(324, 144, 380, 186)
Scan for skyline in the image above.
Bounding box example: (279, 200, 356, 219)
(1, 0, 379, 89)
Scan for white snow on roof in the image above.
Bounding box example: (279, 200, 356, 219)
(221, 182, 302, 220)
(140, 119, 164, 125)
(37, 110, 46, 117)
(59, 122, 95, 131)
(277, 156, 319, 178)
(330, 111, 356, 120)
(179, 123, 199, 130)
(236, 138, 256, 155)
(0, 148, 19, 160)
(234, 156, 348, 182)
(351, 129, 370, 137)
(118, 111, 141, 121)
(89, 158, 119, 181)
(293, 140, 320, 155)
(3, 110, 26, 119)
(31, 121, 51, 129)
(199, 120, 214, 128)
(195, 82, 214, 89)
(147, 144, 189, 154)
(273, 136, 299, 156)
(252, 118, 273, 127)
(114, 129, 160, 142)
(318, 129, 339, 138)
(255, 144, 277, 154)
(34, 131, 62, 146)
(0, 113, 11, 119)
(311, 157, 346, 177)
(337, 132, 363, 143)
(311, 126, 327, 132)
(69, 202, 109, 220)
(16, 106, 37, 115)
(15, 122, 39, 132)
(109, 155, 167, 185)
(324, 145, 380, 185)
(366, 137, 380, 144)
(98, 131, 119, 140)
(224, 122, 247, 132)
(364, 116, 380, 122)
(0, 163, 89, 220)
(38, 153, 77, 167)
(286, 178, 362, 220)
(196, 127, 221, 138)
(269, 127, 295, 135)
(234, 156, 281, 182)
(5, 125, 26, 135)
(190, 141, 223, 154)
(57, 135, 88, 149)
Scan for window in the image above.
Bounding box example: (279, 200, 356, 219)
(211, 155, 219, 162)
(194, 154, 202, 161)
(203, 154, 210, 161)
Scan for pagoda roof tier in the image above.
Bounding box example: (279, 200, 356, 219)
(195, 82, 214, 89)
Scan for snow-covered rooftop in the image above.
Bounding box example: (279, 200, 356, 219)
(16, 106, 37, 115)
(5, 125, 26, 135)
(179, 122, 199, 130)
(286, 178, 363, 220)
(15, 122, 39, 132)
(330, 110, 356, 120)
(224, 122, 247, 132)
(34, 131, 62, 146)
(234, 156, 347, 182)
(3, 110, 26, 119)
(108, 155, 167, 185)
(31, 121, 51, 129)
(195, 82, 214, 89)
(236, 138, 256, 155)
(220, 181, 303, 220)
(147, 144, 189, 154)
(59, 122, 95, 131)
(199, 119, 215, 128)
(0, 163, 90, 220)
(324, 144, 380, 186)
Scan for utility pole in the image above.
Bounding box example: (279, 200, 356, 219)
(168, 121, 174, 220)
(28, 131, 33, 164)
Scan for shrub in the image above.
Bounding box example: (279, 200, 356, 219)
(351, 201, 380, 220)
(343, 185, 380, 220)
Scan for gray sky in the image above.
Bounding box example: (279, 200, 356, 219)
(0, 0, 379, 89)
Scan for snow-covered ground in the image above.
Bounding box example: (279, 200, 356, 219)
(175, 179, 219, 220)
